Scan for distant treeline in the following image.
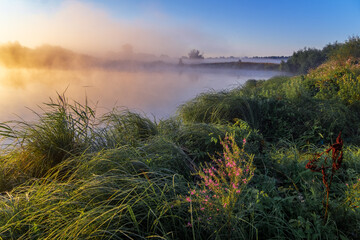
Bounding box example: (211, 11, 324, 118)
(193, 61, 280, 71)
(280, 36, 360, 74)
(251, 56, 289, 59)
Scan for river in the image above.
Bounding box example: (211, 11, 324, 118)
(0, 66, 284, 122)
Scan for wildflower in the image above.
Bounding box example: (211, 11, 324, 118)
(243, 138, 246, 145)
(186, 222, 192, 227)
(185, 133, 255, 229)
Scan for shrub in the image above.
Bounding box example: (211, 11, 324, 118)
(331, 36, 360, 62)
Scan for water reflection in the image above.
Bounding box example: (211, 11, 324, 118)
(0, 67, 283, 122)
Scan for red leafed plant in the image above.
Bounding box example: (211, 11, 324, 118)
(306, 132, 343, 222)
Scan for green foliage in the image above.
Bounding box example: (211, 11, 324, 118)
(280, 41, 343, 74)
(99, 110, 158, 148)
(178, 90, 264, 130)
(305, 59, 360, 106)
(331, 36, 360, 62)
(0, 94, 95, 178)
(174, 123, 225, 163)
(0, 160, 191, 239)
(141, 136, 195, 179)
(281, 47, 327, 74)
(281, 36, 360, 74)
(179, 82, 359, 145)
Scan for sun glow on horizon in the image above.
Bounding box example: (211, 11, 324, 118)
(0, 1, 236, 58)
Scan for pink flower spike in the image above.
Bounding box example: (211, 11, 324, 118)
(190, 190, 196, 195)
(186, 197, 191, 202)
(243, 138, 246, 145)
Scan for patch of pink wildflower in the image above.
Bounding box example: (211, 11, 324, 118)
(185, 133, 255, 228)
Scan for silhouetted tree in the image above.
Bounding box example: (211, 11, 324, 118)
(188, 49, 204, 59)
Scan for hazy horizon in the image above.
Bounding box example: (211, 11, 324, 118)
(1, 0, 359, 58)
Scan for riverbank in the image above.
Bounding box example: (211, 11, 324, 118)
(0, 49, 359, 239)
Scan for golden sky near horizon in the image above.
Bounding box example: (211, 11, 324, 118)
(0, 1, 228, 57)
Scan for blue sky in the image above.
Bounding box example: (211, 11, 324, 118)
(0, 0, 359, 57)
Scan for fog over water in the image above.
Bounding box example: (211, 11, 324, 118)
(0, 66, 283, 122)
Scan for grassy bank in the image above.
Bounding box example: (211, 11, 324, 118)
(1, 41, 360, 239)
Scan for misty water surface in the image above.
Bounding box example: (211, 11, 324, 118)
(0, 67, 284, 122)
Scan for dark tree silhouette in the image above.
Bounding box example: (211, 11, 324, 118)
(188, 49, 204, 59)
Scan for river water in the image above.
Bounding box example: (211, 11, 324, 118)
(0, 66, 284, 122)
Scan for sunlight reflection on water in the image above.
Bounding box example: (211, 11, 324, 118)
(0, 67, 284, 122)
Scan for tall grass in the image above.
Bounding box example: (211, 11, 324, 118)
(0, 155, 191, 239)
(0, 94, 96, 185)
(98, 110, 158, 149)
(178, 75, 360, 145)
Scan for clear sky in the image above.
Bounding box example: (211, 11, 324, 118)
(0, 0, 359, 57)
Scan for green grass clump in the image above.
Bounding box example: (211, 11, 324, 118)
(0, 163, 191, 239)
(98, 110, 158, 149)
(0, 94, 95, 181)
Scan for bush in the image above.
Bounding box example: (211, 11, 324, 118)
(331, 36, 360, 62)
